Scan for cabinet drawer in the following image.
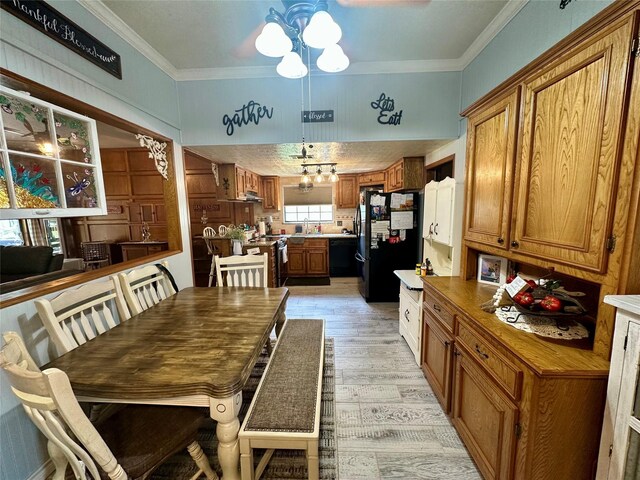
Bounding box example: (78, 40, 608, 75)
(423, 288, 455, 333)
(303, 238, 327, 248)
(457, 317, 522, 401)
(401, 284, 422, 305)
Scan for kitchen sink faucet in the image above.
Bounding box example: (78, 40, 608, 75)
(304, 218, 309, 234)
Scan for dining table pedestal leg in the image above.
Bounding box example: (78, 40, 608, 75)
(211, 392, 243, 480)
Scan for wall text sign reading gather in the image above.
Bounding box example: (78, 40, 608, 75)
(1, 0, 122, 79)
(371, 93, 403, 125)
(223, 100, 274, 136)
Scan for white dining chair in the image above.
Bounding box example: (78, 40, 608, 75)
(34, 277, 131, 356)
(214, 253, 269, 287)
(118, 261, 176, 315)
(203, 227, 218, 287)
(0, 332, 218, 480)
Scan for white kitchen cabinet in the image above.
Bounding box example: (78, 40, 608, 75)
(597, 295, 640, 479)
(0, 87, 106, 219)
(395, 270, 423, 366)
(422, 177, 455, 247)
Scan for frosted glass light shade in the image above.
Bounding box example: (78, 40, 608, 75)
(315, 167, 323, 182)
(317, 44, 349, 73)
(277, 51, 308, 78)
(302, 11, 342, 49)
(255, 22, 292, 57)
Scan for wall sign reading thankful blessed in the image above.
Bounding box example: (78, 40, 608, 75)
(222, 100, 274, 136)
(1, 0, 122, 79)
(370, 93, 403, 125)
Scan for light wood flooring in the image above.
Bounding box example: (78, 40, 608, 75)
(284, 277, 481, 480)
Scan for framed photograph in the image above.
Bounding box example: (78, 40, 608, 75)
(477, 254, 508, 286)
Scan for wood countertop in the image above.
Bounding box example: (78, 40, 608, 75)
(421, 276, 610, 377)
(44, 287, 289, 399)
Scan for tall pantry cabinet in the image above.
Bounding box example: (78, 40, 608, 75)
(418, 2, 640, 480)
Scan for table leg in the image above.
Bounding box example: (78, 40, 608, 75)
(275, 308, 286, 337)
(210, 392, 243, 480)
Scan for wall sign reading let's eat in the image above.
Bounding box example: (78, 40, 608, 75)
(371, 93, 403, 125)
(1, 0, 122, 79)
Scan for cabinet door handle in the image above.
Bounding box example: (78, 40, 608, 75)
(433, 304, 441, 312)
(475, 344, 489, 359)
(429, 223, 434, 235)
(34, 210, 51, 215)
(454, 350, 461, 357)
(434, 223, 439, 235)
(511, 240, 519, 248)
(404, 309, 410, 322)
(497, 237, 504, 244)
(444, 341, 450, 347)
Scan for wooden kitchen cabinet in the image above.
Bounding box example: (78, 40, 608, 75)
(286, 238, 329, 277)
(464, 88, 518, 251)
(420, 277, 609, 480)
(385, 157, 424, 192)
(261, 176, 281, 210)
(336, 174, 358, 209)
(217, 164, 261, 200)
(512, 20, 634, 273)
(358, 171, 386, 187)
(452, 344, 518, 480)
(421, 310, 454, 413)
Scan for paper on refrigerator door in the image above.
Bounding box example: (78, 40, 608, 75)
(370, 194, 386, 206)
(391, 211, 413, 229)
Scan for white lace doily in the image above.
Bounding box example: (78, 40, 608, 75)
(495, 306, 589, 340)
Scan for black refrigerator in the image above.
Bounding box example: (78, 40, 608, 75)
(355, 190, 421, 302)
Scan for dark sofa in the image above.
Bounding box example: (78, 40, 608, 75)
(0, 245, 82, 294)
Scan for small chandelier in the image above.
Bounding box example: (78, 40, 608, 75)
(301, 162, 338, 184)
(255, 0, 349, 78)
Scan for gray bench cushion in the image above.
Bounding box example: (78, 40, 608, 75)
(244, 319, 324, 433)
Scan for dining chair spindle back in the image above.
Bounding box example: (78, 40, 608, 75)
(118, 261, 176, 315)
(0, 332, 218, 480)
(34, 277, 131, 356)
(214, 253, 269, 288)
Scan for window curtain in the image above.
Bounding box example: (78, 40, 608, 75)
(28, 219, 48, 246)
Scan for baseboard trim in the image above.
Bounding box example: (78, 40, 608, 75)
(27, 460, 54, 480)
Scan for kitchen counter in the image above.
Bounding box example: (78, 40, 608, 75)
(394, 270, 424, 290)
(243, 239, 277, 247)
(264, 233, 356, 239)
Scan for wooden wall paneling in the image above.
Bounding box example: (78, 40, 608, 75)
(100, 149, 127, 171)
(127, 149, 157, 171)
(187, 172, 218, 196)
(88, 224, 130, 243)
(130, 173, 164, 196)
(103, 173, 131, 196)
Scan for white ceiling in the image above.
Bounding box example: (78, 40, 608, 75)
(189, 140, 450, 176)
(83, 0, 526, 176)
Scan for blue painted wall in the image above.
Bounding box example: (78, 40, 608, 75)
(178, 71, 461, 145)
(0, 0, 180, 137)
(461, 0, 614, 110)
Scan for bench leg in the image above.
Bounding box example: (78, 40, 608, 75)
(240, 448, 254, 480)
(306, 441, 320, 480)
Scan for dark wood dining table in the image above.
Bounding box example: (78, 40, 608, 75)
(44, 286, 289, 480)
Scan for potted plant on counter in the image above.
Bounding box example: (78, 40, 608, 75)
(226, 226, 246, 255)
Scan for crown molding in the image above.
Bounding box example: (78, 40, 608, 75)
(459, 0, 529, 69)
(176, 58, 463, 81)
(77, 0, 179, 79)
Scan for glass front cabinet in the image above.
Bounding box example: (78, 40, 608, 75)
(597, 296, 640, 479)
(0, 86, 106, 218)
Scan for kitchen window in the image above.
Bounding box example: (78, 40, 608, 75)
(282, 185, 333, 223)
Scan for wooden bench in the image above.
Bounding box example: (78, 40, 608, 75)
(239, 319, 325, 480)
